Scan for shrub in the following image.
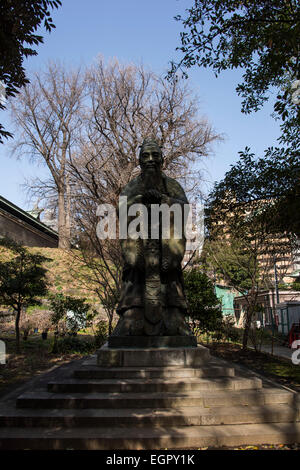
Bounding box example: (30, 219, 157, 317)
(94, 320, 109, 348)
(221, 316, 241, 343)
(51, 336, 95, 354)
(184, 269, 223, 334)
(49, 294, 92, 335)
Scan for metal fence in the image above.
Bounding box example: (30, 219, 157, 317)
(255, 305, 300, 336)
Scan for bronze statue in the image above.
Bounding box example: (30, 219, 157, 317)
(112, 137, 193, 337)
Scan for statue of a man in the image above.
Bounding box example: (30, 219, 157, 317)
(112, 137, 193, 337)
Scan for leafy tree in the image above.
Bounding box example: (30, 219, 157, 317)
(204, 238, 261, 349)
(209, 147, 300, 237)
(0, 0, 62, 143)
(184, 268, 222, 333)
(172, 1, 300, 235)
(205, 239, 257, 293)
(172, 0, 300, 119)
(205, 155, 295, 348)
(0, 238, 49, 352)
(49, 293, 93, 351)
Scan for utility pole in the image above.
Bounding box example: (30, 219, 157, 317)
(274, 258, 280, 304)
(272, 257, 280, 355)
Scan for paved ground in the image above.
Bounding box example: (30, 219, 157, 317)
(257, 345, 293, 361)
(249, 345, 295, 361)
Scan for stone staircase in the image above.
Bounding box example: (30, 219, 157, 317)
(0, 346, 300, 449)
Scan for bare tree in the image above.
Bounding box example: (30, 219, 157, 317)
(66, 58, 221, 327)
(10, 61, 86, 248)
(68, 59, 221, 238)
(78, 58, 220, 200)
(10, 58, 221, 328)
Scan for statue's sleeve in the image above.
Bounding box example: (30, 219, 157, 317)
(161, 177, 189, 271)
(118, 180, 145, 271)
(162, 177, 188, 205)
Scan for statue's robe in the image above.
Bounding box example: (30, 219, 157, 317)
(116, 171, 188, 318)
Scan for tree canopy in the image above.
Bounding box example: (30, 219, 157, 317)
(172, 0, 300, 116)
(172, 0, 300, 232)
(0, 0, 61, 142)
(206, 147, 300, 238)
(204, 150, 297, 348)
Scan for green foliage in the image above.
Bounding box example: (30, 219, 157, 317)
(202, 235, 277, 350)
(94, 320, 109, 348)
(49, 293, 92, 335)
(51, 336, 96, 354)
(0, 238, 49, 310)
(0, 238, 50, 351)
(26, 304, 48, 314)
(194, 316, 242, 344)
(172, 0, 299, 119)
(172, 0, 300, 198)
(184, 269, 222, 333)
(292, 282, 300, 291)
(207, 240, 259, 293)
(206, 148, 300, 238)
(205, 149, 295, 295)
(0, 0, 62, 142)
(220, 317, 242, 343)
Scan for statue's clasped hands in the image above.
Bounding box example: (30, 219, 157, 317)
(142, 190, 169, 204)
(134, 191, 169, 205)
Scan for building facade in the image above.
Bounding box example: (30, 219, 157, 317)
(0, 196, 58, 248)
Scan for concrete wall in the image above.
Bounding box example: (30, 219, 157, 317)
(0, 210, 58, 248)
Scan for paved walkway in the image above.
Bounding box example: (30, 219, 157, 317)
(250, 344, 294, 361)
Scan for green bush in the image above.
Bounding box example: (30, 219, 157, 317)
(49, 293, 92, 335)
(94, 320, 109, 348)
(184, 269, 223, 334)
(51, 336, 96, 354)
(220, 317, 242, 343)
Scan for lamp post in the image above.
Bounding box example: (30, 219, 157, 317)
(274, 257, 280, 305)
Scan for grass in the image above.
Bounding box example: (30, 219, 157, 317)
(206, 341, 300, 392)
(0, 246, 102, 305)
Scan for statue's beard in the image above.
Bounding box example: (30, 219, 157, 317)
(142, 165, 162, 190)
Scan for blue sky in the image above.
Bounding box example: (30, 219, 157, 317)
(0, 0, 281, 209)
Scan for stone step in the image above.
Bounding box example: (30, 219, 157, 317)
(47, 376, 262, 394)
(1, 422, 300, 449)
(1, 404, 299, 428)
(16, 388, 298, 409)
(74, 365, 235, 380)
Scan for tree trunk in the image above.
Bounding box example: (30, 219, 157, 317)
(65, 175, 71, 246)
(15, 306, 21, 354)
(58, 189, 70, 249)
(242, 309, 252, 350)
(108, 312, 114, 336)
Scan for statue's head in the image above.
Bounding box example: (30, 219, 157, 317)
(139, 137, 163, 173)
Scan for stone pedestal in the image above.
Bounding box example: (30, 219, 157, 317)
(108, 335, 197, 349)
(97, 336, 209, 368)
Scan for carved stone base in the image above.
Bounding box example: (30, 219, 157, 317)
(111, 307, 193, 337)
